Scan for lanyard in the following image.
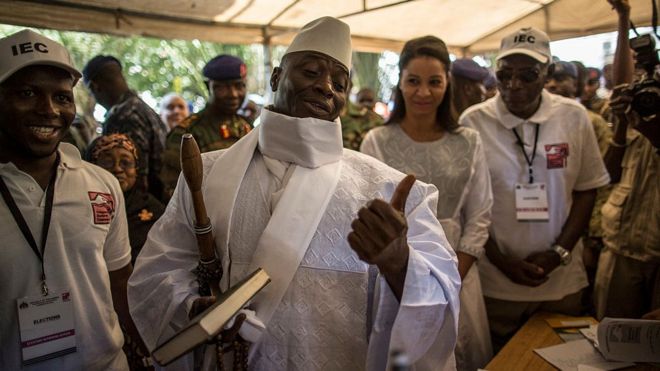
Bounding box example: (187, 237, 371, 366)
(512, 124, 540, 184)
(0, 155, 59, 296)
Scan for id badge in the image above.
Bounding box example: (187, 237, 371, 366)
(16, 291, 76, 365)
(515, 183, 550, 221)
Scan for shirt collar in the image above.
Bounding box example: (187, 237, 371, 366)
(0, 142, 83, 173)
(495, 90, 554, 129)
(58, 142, 84, 169)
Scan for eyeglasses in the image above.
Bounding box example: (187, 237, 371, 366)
(496, 69, 541, 84)
(96, 158, 137, 170)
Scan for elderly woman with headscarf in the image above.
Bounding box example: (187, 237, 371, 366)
(87, 133, 165, 262)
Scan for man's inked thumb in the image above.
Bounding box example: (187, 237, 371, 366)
(390, 174, 416, 213)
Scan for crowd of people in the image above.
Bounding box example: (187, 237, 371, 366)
(0, 0, 657, 370)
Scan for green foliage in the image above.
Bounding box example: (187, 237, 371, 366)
(352, 51, 383, 97)
(0, 24, 387, 115)
(0, 24, 275, 116)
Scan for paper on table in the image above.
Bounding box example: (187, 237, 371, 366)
(579, 324, 599, 345)
(598, 317, 660, 363)
(534, 339, 634, 371)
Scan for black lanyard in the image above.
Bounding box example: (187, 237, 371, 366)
(512, 124, 540, 184)
(0, 155, 59, 296)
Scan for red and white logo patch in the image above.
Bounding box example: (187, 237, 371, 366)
(545, 143, 569, 169)
(88, 192, 115, 224)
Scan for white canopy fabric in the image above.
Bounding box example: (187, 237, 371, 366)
(0, 0, 655, 54)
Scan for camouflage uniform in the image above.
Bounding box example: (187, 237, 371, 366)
(340, 101, 384, 151)
(103, 91, 168, 199)
(583, 95, 607, 118)
(160, 108, 252, 200)
(586, 110, 613, 241)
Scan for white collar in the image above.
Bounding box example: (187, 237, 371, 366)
(495, 90, 554, 129)
(257, 108, 343, 168)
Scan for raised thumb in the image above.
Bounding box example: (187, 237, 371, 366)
(390, 174, 416, 213)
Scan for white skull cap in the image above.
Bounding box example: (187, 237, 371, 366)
(284, 16, 352, 69)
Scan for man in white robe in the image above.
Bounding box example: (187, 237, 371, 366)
(128, 16, 461, 371)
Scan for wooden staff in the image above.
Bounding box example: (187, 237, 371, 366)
(180, 133, 222, 298)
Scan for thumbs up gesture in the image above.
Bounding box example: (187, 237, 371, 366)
(348, 175, 416, 297)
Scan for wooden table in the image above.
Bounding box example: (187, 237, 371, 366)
(485, 312, 657, 371)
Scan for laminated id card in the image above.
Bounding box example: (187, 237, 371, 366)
(16, 291, 76, 365)
(515, 183, 549, 221)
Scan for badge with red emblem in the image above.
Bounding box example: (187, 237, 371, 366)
(88, 192, 115, 224)
(545, 143, 569, 169)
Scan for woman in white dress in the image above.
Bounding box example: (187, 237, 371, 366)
(361, 36, 493, 371)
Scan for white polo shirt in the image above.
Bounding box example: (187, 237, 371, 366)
(0, 143, 130, 370)
(460, 91, 610, 301)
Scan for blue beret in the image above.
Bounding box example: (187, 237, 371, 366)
(202, 55, 246, 81)
(451, 58, 489, 82)
(83, 55, 121, 85)
(551, 61, 578, 79)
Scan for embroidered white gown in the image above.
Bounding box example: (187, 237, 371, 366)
(128, 120, 461, 371)
(361, 124, 493, 371)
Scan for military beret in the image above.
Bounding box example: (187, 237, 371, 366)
(202, 55, 247, 81)
(550, 61, 578, 79)
(83, 55, 121, 85)
(586, 67, 601, 83)
(451, 58, 490, 82)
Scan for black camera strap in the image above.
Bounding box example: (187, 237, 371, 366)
(629, 0, 660, 39)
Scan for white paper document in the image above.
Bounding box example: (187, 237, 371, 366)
(597, 317, 660, 363)
(534, 339, 634, 371)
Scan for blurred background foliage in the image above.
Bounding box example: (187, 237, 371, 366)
(0, 24, 390, 119)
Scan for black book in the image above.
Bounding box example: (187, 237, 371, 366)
(151, 268, 271, 366)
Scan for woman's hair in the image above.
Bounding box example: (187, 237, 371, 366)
(387, 35, 459, 132)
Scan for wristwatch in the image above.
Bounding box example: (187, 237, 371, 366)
(552, 244, 571, 265)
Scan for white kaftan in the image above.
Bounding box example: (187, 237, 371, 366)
(361, 124, 493, 371)
(128, 113, 461, 371)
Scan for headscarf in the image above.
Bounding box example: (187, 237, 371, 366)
(88, 133, 139, 162)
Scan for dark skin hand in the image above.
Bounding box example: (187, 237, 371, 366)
(485, 237, 547, 287)
(348, 174, 416, 301)
(109, 264, 153, 369)
(488, 188, 597, 286)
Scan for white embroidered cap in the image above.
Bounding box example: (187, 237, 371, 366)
(284, 16, 352, 69)
(497, 27, 552, 64)
(0, 29, 81, 85)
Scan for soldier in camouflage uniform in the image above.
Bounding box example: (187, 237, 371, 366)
(160, 55, 252, 201)
(83, 55, 168, 199)
(340, 86, 383, 150)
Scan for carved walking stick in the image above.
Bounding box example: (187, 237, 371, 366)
(180, 133, 222, 298)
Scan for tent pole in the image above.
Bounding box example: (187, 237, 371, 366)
(262, 27, 273, 102)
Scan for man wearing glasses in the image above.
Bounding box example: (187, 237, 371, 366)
(460, 27, 610, 351)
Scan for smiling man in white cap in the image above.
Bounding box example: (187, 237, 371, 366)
(460, 27, 610, 351)
(0, 30, 149, 370)
(129, 16, 460, 370)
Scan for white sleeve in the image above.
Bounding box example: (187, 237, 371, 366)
(366, 181, 461, 371)
(457, 135, 493, 259)
(127, 174, 201, 350)
(104, 177, 131, 271)
(574, 110, 611, 191)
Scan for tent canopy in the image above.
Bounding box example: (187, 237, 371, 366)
(1, 0, 655, 54)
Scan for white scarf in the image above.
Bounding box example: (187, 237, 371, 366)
(257, 108, 343, 168)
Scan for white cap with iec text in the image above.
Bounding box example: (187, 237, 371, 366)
(0, 29, 82, 85)
(497, 27, 551, 64)
(284, 17, 352, 70)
